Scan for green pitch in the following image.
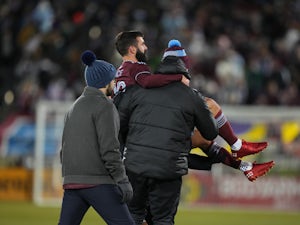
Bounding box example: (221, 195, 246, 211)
(0, 201, 299, 225)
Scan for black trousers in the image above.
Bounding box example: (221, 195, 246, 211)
(127, 170, 182, 225)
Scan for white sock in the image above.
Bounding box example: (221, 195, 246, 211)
(231, 139, 242, 151)
(239, 161, 253, 172)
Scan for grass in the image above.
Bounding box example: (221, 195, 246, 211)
(1, 201, 299, 225)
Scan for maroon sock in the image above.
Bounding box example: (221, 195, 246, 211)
(215, 110, 238, 146)
(205, 142, 241, 169)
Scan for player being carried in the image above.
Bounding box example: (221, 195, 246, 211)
(114, 30, 274, 182)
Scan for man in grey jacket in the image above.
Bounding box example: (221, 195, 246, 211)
(58, 50, 134, 225)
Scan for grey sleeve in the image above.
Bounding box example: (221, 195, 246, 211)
(95, 101, 128, 183)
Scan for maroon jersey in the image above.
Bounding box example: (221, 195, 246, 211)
(114, 60, 182, 95)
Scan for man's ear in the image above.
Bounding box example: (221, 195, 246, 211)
(128, 45, 136, 55)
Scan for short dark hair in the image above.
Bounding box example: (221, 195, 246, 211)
(115, 31, 144, 56)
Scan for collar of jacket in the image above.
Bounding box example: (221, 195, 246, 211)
(83, 86, 105, 96)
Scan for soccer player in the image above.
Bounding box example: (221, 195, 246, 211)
(114, 31, 274, 182)
(58, 50, 134, 225)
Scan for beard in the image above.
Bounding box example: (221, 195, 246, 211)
(106, 82, 114, 96)
(136, 49, 148, 62)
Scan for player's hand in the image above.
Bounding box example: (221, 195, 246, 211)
(117, 178, 133, 203)
(181, 75, 190, 86)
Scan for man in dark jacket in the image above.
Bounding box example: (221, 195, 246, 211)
(58, 50, 134, 225)
(118, 71, 218, 224)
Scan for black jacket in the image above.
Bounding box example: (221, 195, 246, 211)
(118, 82, 218, 179)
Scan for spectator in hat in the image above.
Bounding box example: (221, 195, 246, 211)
(58, 50, 134, 225)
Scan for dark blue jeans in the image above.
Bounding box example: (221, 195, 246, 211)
(58, 184, 135, 225)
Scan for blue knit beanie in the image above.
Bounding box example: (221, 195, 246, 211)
(81, 50, 116, 89)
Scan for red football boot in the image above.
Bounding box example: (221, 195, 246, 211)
(232, 140, 268, 159)
(244, 161, 275, 182)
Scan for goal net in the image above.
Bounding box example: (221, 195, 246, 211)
(33, 100, 72, 206)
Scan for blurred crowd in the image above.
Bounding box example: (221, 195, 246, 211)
(1, 0, 300, 120)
